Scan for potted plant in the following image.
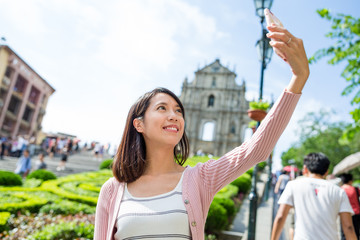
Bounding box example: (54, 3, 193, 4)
(248, 120, 258, 133)
(247, 101, 270, 122)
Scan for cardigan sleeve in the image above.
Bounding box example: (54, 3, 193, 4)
(94, 178, 115, 240)
(196, 90, 301, 197)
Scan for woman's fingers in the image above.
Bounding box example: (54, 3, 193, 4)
(266, 26, 309, 79)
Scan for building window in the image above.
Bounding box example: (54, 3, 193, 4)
(208, 95, 215, 107)
(8, 96, 21, 114)
(212, 77, 216, 87)
(230, 124, 236, 134)
(29, 87, 40, 105)
(14, 75, 27, 94)
(202, 122, 215, 141)
(5, 67, 13, 78)
(22, 106, 34, 122)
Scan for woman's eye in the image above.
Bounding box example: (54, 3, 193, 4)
(157, 106, 166, 110)
(176, 109, 182, 114)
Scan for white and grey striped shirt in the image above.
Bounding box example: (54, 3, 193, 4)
(115, 172, 191, 240)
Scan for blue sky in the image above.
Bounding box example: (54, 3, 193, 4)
(0, 0, 359, 171)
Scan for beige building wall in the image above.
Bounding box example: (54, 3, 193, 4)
(0, 45, 55, 140)
(179, 59, 250, 157)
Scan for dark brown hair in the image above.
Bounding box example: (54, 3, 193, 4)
(112, 87, 189, 183)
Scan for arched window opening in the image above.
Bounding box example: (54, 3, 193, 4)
(208, 95, 215, 107)
(230, 124, 236, 134)
(202, 122, 215, 141)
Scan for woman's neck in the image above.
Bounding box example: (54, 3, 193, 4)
(143, 147, 181, 175)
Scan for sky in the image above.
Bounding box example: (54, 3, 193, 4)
(0, 0, 359, 171)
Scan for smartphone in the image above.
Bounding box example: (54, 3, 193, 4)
(264, 8, 283, 27)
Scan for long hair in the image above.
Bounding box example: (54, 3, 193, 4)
(112, 87, 189, 183)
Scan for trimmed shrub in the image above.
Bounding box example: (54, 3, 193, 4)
(246, 167, 254, 176)
(99, 159, 113, 170)
(205, 201, 228, 231)
(231, 173, 252, 194)
(0, 170, 22, 186)
(0, 212, 11, 232)
(23, 178, 43, 188)
(0, 192, 48, 213)
(215, 184, 239, 199)
(213, 197, 236, 218)
(27, 169, 57, 182)
(258, 161, 267, 171)
(39, 199, 95, 215)
(28, 221, 94, 240)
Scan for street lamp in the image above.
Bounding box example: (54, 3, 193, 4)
(247, 1, 274, 240)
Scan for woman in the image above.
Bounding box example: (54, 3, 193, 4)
(94, 21, 310, 239)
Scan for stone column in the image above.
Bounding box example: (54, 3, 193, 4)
(29, 93, 44, 136)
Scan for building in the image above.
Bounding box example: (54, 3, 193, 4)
(179, 59, 250, 157)
(0, 44, 55, 140)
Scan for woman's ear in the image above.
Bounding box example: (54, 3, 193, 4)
(133, 118, 144, 133)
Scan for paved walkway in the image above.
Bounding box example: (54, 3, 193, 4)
(0, 150, 112, 177)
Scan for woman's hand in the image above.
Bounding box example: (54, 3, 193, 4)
(266, 24, 310, 93)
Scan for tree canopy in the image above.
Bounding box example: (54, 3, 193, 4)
(309, 9, 360, 143)
(281, 110, 360, 177)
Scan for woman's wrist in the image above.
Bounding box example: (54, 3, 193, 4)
(286, 75, 308, 94)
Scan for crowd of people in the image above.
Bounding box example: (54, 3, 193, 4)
(272, 153, 359, 240)
(0, 134, 112, 176)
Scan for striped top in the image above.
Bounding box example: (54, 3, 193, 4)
(114, 172, 191, 240)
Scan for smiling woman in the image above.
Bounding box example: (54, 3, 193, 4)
(94, 13, 310, 239)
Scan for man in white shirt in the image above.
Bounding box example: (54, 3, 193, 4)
(271, 153, 357, 240)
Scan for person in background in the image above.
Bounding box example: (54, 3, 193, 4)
(274, 170, 290, 196)
(14, 149, 31, 178)
(340, 173, 360, 240)
(35, 152, 47, 170)
(271, 153, 357, 240)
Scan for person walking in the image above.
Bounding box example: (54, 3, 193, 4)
(14, 149, 32, 178)
(35, 152, 47, 170)
(94, 11, 310, 240)
(274, 170, 290, 196)
(340, 173, 360, 240)
(271, 153, 357, 240)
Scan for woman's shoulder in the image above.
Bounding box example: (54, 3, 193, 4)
(100, 177, 123, 196)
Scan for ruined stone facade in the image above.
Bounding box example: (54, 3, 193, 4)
(179, 59, 250, 157)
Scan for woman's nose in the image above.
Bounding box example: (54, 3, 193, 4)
(168, 111, 178, 121)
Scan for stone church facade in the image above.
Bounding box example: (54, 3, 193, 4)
(179, 59, 250, 157)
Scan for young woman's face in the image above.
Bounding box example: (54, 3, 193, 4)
(137, 93, 185, 147)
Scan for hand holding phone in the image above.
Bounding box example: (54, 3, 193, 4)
(264, 8, 283, 28)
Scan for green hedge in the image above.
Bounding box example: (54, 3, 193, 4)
(99, 159, 114, 170)
(0, 191, 48, 213)
(213, 197, 236, 218)
(39, 199, 95, 215)
(0, 212, 11, 232)
(257, 161, 267, 171)
(27, 169, 57, 182)
(27, 221, 94, 240)
(231, 173, 252, 194)
(205, 201, 228, 232)
(0, 170, 22, 186)
(215, 184, 238, 199)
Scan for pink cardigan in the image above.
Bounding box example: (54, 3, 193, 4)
(94, 90, 301, 240)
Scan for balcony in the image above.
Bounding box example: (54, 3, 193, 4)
(20, 119, 30, 128)
(2, 76, 11, 86)
(5, 111, 17, 121)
